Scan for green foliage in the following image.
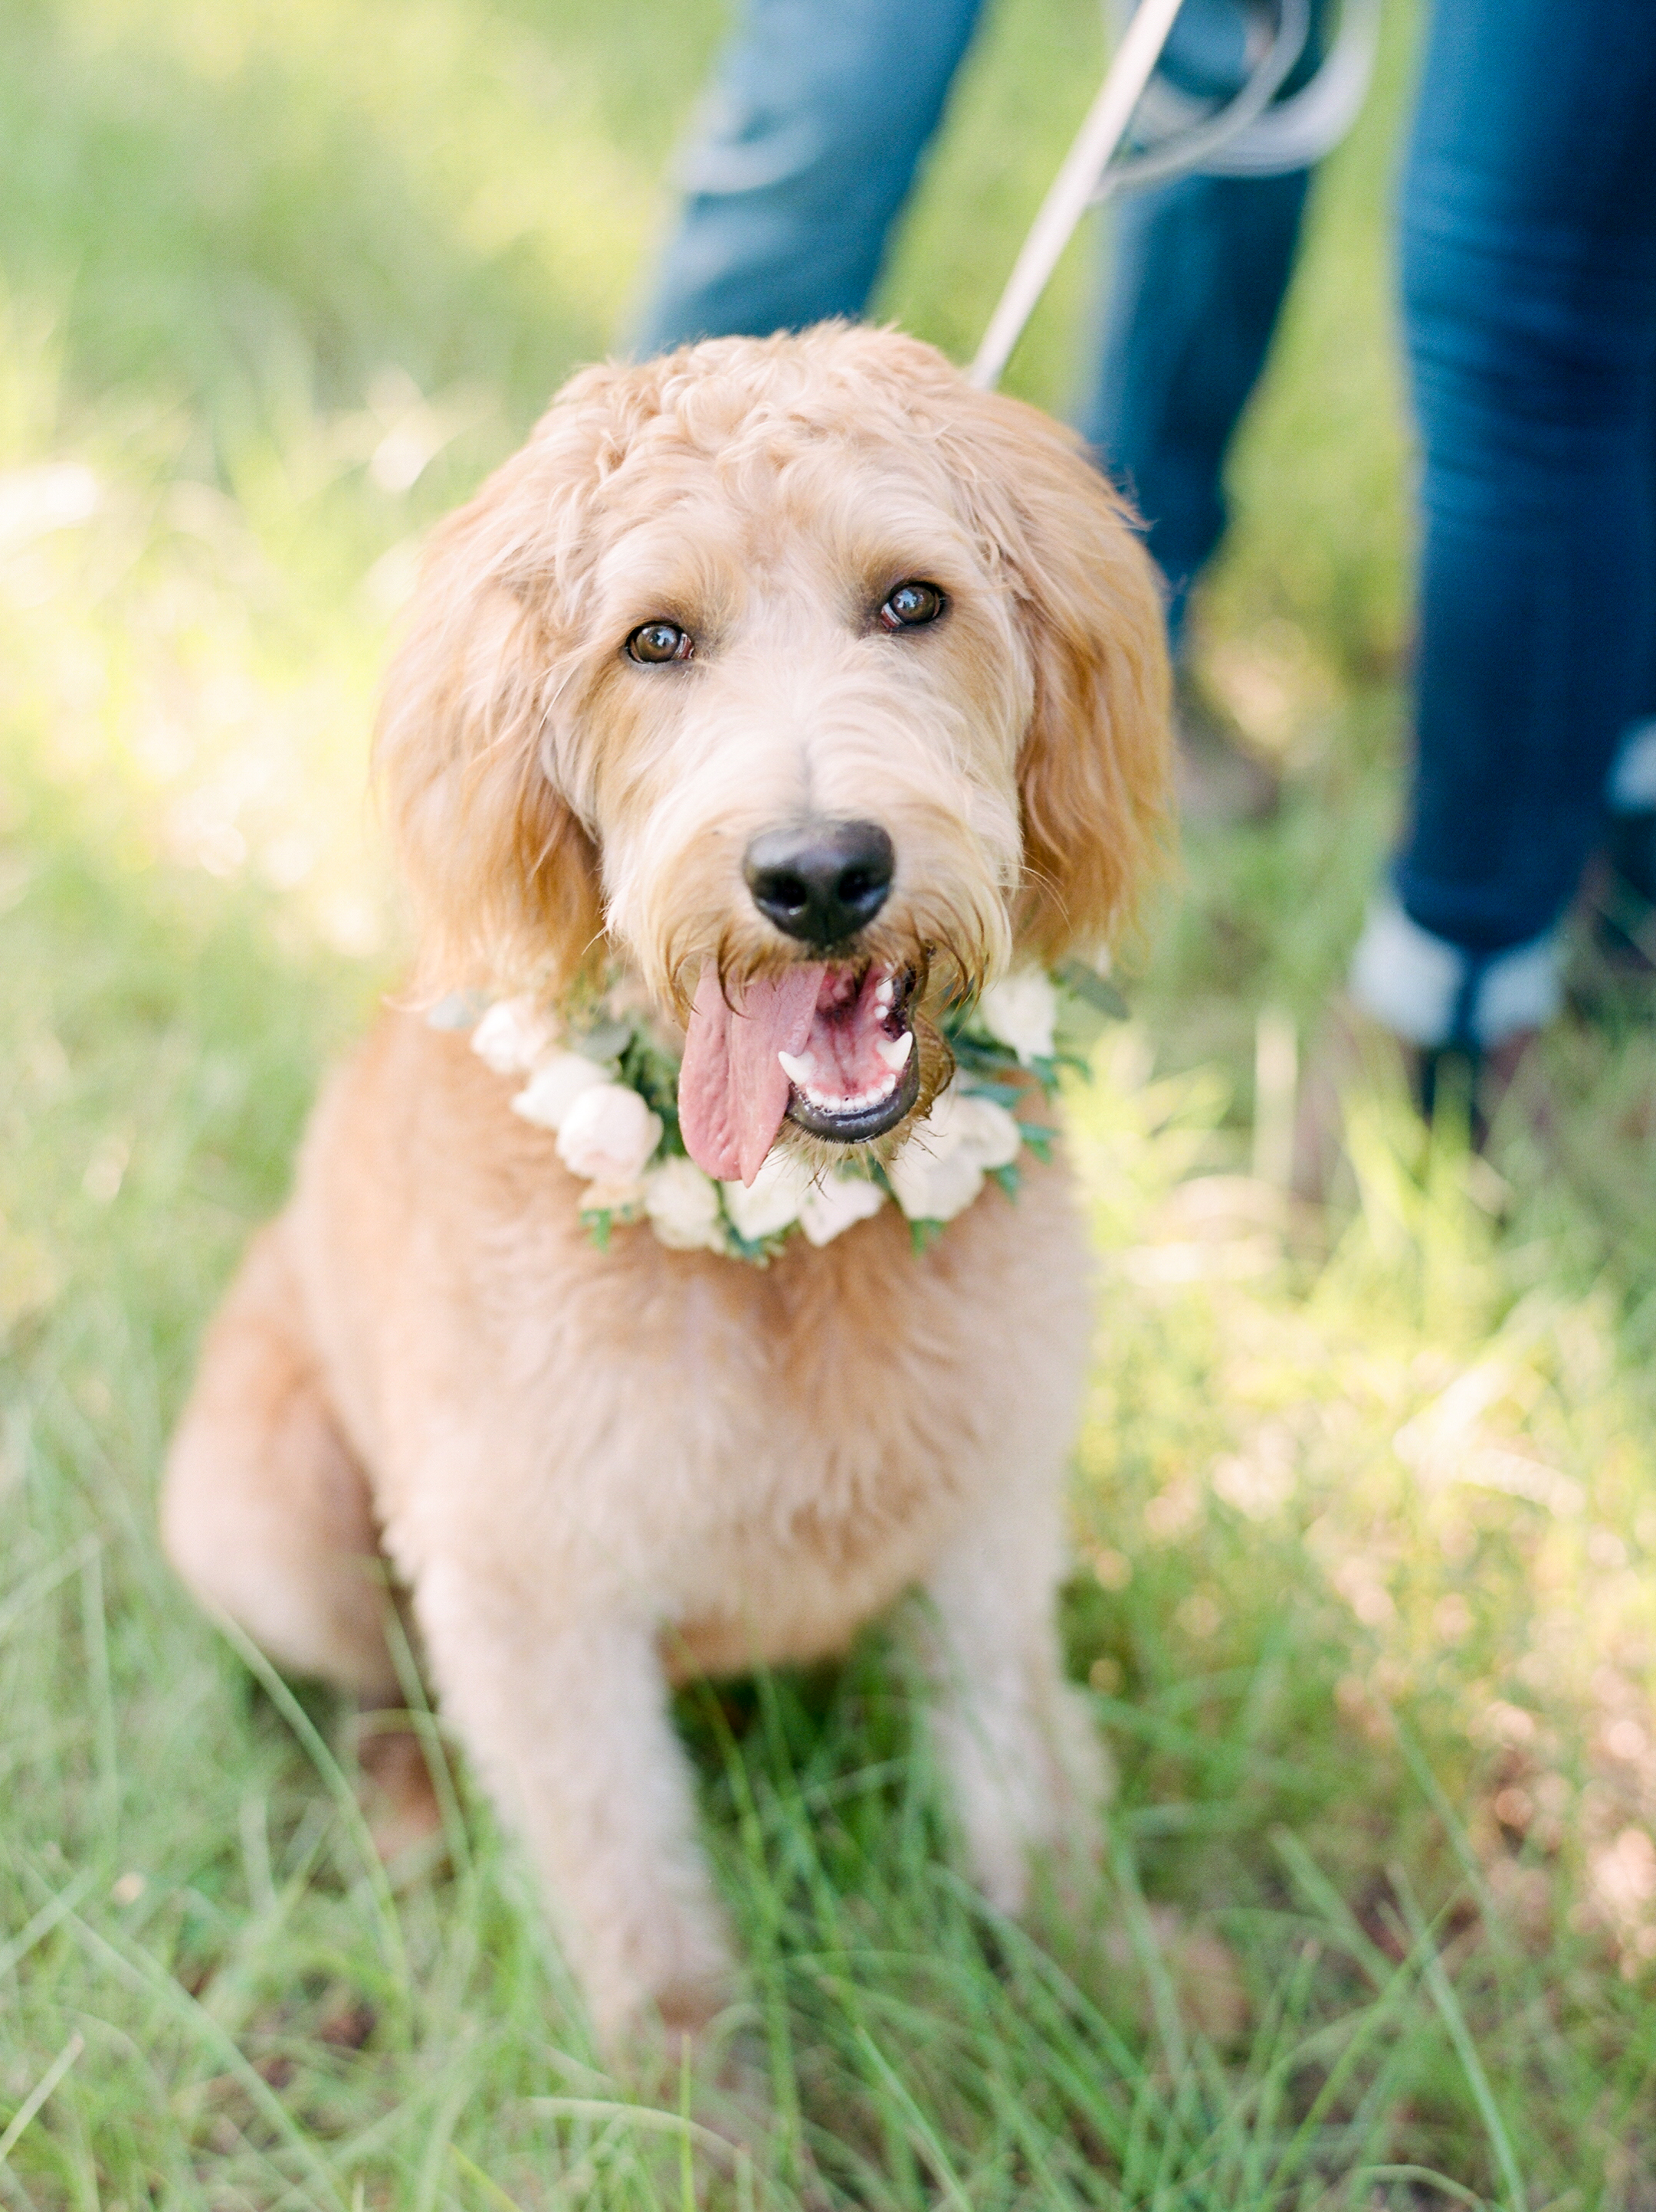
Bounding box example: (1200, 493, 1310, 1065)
(5, 0, 1656, 2202)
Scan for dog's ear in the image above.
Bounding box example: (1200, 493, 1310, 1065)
(944, 388, 1172, 965)
(374, 423, 607, 999)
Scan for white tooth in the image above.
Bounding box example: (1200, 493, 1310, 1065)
(778, 1049, 814, 1084)
(872, 1073, 895, 1099)
(874, 980, 894, 1008)
(806, 1086, 828, 1109)
(875, 1031, 913, 1073)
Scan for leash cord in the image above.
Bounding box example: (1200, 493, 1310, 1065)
(968, 0, 1189, 391)
(968, 0, 1378, 392)
(1098, 0, 1310, 196)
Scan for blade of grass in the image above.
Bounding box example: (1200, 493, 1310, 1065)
(0, 2032, 83, 2168)
(0, 1535, 102, 1643)
(0, 1870, 96, 1981)
(61, 1908, 346, 2211)
(851, 2026, 975, 2212)
(1391, 1866, 1527, 2212)
(205, 1604, 409, 2011)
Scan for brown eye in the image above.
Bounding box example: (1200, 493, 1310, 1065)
(625, 621, 694, 664)
(877, 581, 945, 632)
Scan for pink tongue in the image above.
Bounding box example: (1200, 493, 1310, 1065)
(679, 962, 825, 1185)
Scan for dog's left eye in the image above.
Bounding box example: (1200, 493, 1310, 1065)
(625, 621, 694, 665)
(877, 581, 946, 632)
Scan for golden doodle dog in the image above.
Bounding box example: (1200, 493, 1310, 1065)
(162, 323, 1170, 2052)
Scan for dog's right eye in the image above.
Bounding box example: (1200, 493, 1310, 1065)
(625, 621, 694, 665)
(877, 581, 946, 632)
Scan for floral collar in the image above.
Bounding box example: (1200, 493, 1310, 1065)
(431, 962, 1123, 1263)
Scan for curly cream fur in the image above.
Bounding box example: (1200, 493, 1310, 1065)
(162, 325, 1170, 2050)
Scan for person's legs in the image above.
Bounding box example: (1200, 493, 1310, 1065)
(1078, 0, 1330, 654)
(1080, 166, 1311, 655)
(634, 0, 983, 353)
(1077, 0, 1330, 822)
(1352, 0, 1656, 1059)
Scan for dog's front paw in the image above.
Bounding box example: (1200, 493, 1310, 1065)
(580, 1896, 737, 2066)
(947, 1680, 1112, 1919)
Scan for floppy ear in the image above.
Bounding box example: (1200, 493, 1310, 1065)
(943, 387, 1172, 965)
(373, 429, 606, 1000)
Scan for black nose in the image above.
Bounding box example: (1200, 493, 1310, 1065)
(743, 819, 895, 945)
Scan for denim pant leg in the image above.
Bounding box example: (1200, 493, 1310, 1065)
(1075, 0, 1330, 649)
(1391, 0, 1656, 964)
(1077, 169, 1311, 651)
(632, 0, 984, 352)
(1605, 401, 1656, 816)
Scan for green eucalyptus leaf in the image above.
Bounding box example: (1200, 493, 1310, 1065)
(1054, 959, 1130, 1021)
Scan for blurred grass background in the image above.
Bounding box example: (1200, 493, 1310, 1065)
(4, 0, 1656, 2204)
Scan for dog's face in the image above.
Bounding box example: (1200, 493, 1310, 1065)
(378, 326, 1169, 1176)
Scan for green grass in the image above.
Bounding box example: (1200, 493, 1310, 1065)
(5, 0, 1656, 2201)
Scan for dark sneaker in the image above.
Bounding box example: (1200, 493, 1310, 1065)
(1576, 820, 1656, 1005)
(1568, 832, 1656, 1041)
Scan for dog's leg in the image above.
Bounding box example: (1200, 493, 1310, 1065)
(918, 1484, 1109, 1915)
(414, 1565, 733, 2050)
(162, 1221, 397, 1702)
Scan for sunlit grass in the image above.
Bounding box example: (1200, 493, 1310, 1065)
(5, 0, 1656, 2200)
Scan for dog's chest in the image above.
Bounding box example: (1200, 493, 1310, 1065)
(325, 1026, 1090, 1665)
(475, 1177, 1087, 1649)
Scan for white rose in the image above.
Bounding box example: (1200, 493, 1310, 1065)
(554, 1083, 663, 1183)
(978, 969, 1058, 1063)
(510, 1050, 609, 1132)
(798, 1172, 885, 1247)
(933, 1087, 1024, 1172)
(887, 1083, 1025, 1223)
(722, 1150, 812, 1243)
(642, 1157, 727, 1253)
(887, 1142, 984, 1224)
(472, 995, 560, 1075)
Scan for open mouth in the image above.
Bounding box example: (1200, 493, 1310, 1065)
(678, 953, 921, 1185)
(780, 961, 920, 1143)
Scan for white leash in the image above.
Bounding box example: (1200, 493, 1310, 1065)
(1123, 0, 1380, 179)
(968, 0, 1380, 393)
(969, 0, 1189, 391)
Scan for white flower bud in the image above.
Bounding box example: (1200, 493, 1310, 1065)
(978, 970, 1058, 1063)
(933, 1087, 1024, 1172)
(722, 1151, 812, 1243)
(887, 1142, 984, 1224)
(887, 1082, 1025, 1223)
(510, 1050, 609, 1132)
(798, 1172, 885, 1247)
(642, 1157, 727, 1253)
(554, 1083, 663, 1183)
(472, 995, 560, 1075)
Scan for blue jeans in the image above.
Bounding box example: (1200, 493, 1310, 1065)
(1390, 0, 1656, 968)
(634, 0, 1316, 652)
